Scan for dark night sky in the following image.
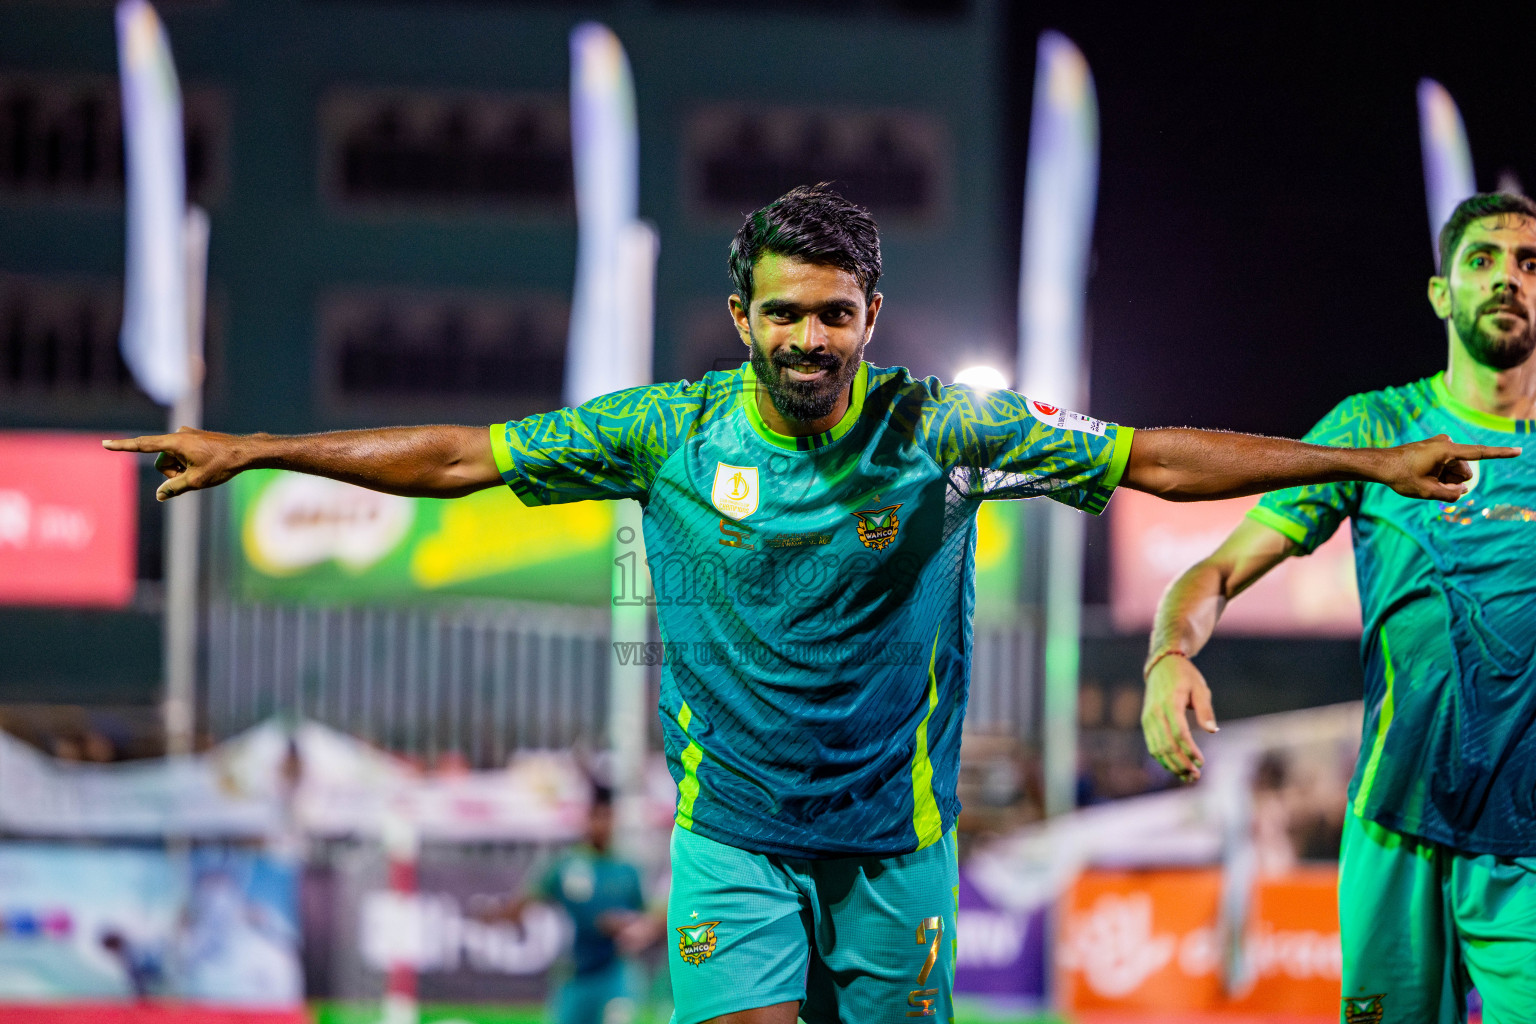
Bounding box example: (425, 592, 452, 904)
(1003, 4, 1536, 440)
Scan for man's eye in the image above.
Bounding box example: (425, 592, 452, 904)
(1522, 260, 1536, 273)
(1471, 256, 1489, 267)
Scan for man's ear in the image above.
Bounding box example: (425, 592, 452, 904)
(863, 292, 882, 343)
(1427, 276, 1451, 320)
(729, 294, 752, 347)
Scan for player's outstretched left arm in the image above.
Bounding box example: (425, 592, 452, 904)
(1121, 428, 1519, 502)
(103, 425, 501, 502)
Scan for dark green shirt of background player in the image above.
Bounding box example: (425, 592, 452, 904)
(532, 847, 645, 976)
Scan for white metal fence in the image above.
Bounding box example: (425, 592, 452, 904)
(202, 601, 1040, 768)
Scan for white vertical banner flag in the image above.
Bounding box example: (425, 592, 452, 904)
(1417, 79, 1476, 269)
(116, 0, 189, 406)
(1018, 31, 1097, 408)
(1016, 32, 1099, 821)
(565, 21, 649, 406)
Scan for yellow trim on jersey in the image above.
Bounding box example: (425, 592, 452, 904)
(741, 361, 870, 451)
(1246, 505, 1310, 548)
(1431, 371, 1534, 433)
(488, 422, 533, 506)
(1101, 425, 1136, 492)
(911, 626, 945, 850)
(1353, 626, 1396, 816)
(675, 702, 705, 830)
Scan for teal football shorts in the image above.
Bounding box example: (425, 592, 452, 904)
(666, 824, 959, 1024)
(1339, 807, 1536, 1024)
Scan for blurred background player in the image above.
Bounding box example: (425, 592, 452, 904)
(475, 784, 661, 1024)
(1142, 191, 1536, 1023)
(104, 185, 1513, 1024)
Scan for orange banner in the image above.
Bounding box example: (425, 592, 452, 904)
(1059, 867, 1340, 1016)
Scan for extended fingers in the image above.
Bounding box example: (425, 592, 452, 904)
(103, 434, 175, 453)
(1451, 444, 1522, 462)
(1145, 705, 1201, 780)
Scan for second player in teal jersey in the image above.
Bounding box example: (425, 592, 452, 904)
(108, 185, 1514, 1024)
(1142, 192, 1536, 1024)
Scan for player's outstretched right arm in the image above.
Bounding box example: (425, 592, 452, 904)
(1140, 516, 1296, 782)
(103, 424, 501, 502)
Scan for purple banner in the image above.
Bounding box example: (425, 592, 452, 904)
(954, 867, 1046, 999)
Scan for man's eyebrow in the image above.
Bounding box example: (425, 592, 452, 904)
(756, 298, 860, 313)
(757, 299, 802, 314)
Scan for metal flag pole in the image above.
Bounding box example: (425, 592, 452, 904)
(164, 205, 209, 758)
(116, 0, 201, 758)
(566, 23, 657, 855)
(1015, 32, 1099, 818)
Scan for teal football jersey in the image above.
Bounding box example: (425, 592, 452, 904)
(1253, 373, 1536, 855)
(532, 848, 644, 976)
(493, 362, 1132, 857)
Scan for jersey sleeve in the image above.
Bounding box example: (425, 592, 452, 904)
(926, 384, 1134, 514)
(1249, 395, 1372, 554)
(490, 381, 701, 506)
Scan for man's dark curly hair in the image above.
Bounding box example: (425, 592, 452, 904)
(727, 183, 882, 306)
(1438, 191, 1536, 272)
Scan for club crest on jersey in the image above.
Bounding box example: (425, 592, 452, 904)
(712, 463, 759, 520)
(1341, 995, 1385, 1024)
(852, 504, 902, 551)
(1027, 399, 1108, 437)
(677, 921, 720, 965)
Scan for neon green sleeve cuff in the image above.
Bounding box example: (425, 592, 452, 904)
(488, 423, 533, 507)
(1102, 425, 1135, 493)
(1246, 504, 1309, 547)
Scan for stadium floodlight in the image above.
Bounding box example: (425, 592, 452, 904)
(954, 365, 1008, 390)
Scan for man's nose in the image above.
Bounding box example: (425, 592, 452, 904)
(796, 316, 828, 350)
(1493, 257, 1525, 293)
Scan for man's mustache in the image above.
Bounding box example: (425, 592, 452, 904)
(1480, 296, 1528, 317)
(771, 350, 841, 370)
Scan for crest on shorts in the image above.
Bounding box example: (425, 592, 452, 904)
(676, 921, 720, 965)
(712, 464, 759, 521)
(852, 504, 902, 551)
(1342, 995, 1385, 1024)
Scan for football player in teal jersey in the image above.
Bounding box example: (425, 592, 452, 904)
(475, 785, 658, 1024)
(1142, 191, 1536, 1024)
(108, 185, 1514, 1024)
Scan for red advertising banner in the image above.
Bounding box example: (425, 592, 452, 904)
(1058, 866, 1340, 1017)
(0, 433, 137, 607)
(1111, 489, 1360, 637)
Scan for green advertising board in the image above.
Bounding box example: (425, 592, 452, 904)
(230, 469, 1021, 613)
(230, 469, 615, 605)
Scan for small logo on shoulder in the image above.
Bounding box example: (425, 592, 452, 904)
(852, 504, 902, 551)
(712, 463, 759, 520)
(1027, 399, 1107, 437)
(677, 921, 720, 965)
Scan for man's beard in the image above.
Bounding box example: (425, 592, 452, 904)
(1453, 294, 1536, 370)
(749, 332, 865, 424)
